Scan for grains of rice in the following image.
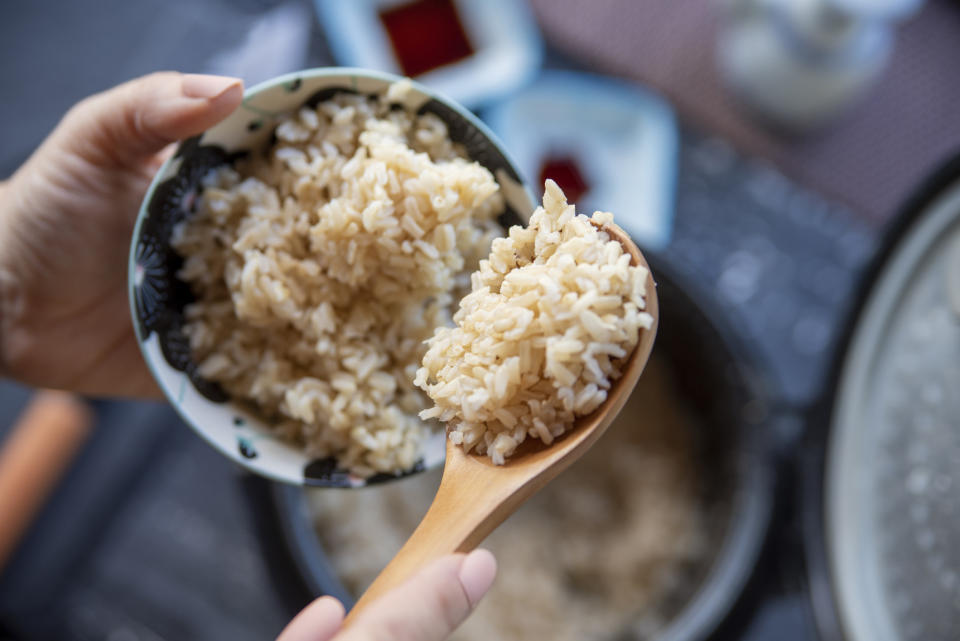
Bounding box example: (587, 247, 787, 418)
(415, 179, 654, 464)
(171, 85, 504, 476)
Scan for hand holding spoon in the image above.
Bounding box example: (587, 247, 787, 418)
(344, 221, 658, 623)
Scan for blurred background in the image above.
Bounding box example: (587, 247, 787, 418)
(2, 1, 960, 640)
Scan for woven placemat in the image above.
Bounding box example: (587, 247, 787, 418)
(531, 0, 960, 223)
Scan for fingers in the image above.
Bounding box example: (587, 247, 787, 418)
(148, 143, 179, 172)
(276, 596, 345, 641)
(272, 551, 496, 641)
(336, 549, 497, 641)
(455, 549, 498, 610)
(62, 72, 243, 164)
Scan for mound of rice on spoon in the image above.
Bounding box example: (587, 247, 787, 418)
(416, 179, 654, 464)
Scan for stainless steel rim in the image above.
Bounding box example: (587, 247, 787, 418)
(826, 179, 960, 641)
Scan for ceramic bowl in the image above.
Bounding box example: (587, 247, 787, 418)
(128, 67, 533, 487)
(313, 0, 543, 109)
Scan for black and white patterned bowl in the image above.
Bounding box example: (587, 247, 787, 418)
(128, 68, 534, 487)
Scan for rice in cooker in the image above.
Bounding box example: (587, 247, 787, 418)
(171, 84, 504, 476)
(310, 355, 708, 641)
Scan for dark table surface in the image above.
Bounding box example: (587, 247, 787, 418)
(0, 1, 893, 639)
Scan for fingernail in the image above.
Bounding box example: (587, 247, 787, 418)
(458, 549, 497, 607)
(182, 74, 242, 100)
(314, 596, 346, 620)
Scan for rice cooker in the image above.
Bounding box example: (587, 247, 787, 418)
(803, 153, 960, 640)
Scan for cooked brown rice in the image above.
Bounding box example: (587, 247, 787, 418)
(171, 84, 504, 476)
(416, 180, 654, 464)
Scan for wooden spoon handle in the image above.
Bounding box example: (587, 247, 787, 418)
(342, 446, 518, 625)
(342, 497, 471, 622)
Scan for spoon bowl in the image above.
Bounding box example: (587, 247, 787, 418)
(344, 221, 658, 621)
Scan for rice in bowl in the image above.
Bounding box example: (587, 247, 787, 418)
(171, 84, 504, 476)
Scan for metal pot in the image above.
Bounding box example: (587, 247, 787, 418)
(804, 153, 960, 641)
(269, 264, 776, 640)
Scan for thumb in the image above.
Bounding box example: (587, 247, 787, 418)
(62, 71, 243, 164)
(276, 596, 346, 641)
(336, 550, 497, 641)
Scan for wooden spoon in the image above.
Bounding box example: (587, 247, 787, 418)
(343, 221, 658, 623)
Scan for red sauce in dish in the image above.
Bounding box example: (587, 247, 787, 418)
(538, 155, 590, 204)
(379, 0, 474, 77)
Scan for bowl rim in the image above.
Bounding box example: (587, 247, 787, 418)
(127, 66, 533, 485)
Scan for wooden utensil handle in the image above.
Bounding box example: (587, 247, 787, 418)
(342, 447, 521, 625)
(342, 488, 478, 623)
(0, 391, 93, 571)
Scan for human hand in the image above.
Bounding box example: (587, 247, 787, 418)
(0, 72, 243, 397)
(277, 550, 497, 641)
